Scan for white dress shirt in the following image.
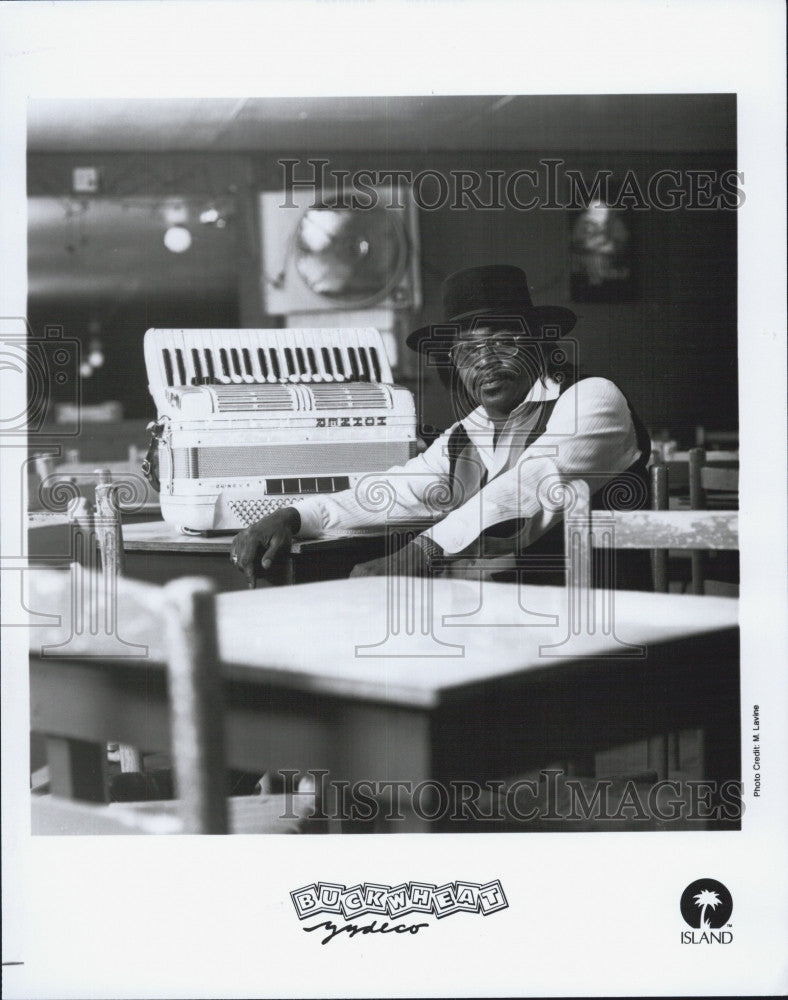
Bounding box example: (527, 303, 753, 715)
(293, 376, 642, 554)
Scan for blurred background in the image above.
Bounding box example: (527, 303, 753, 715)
(27, 94, 737, 454)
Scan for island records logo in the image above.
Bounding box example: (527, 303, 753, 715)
(680, 878, 733, 944)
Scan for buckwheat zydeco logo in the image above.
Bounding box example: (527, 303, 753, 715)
(680, 878, 733, 945)
(291, 880, 508, 945)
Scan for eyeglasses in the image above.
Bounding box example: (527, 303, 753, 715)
(449, 335, 530, 365)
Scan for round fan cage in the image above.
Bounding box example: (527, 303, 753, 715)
(293, 201, 410, 309)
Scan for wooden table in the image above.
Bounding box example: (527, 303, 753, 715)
(121, 520, 437, 589)
(28, 515, 418, 589)
(29, 576, 740, 831)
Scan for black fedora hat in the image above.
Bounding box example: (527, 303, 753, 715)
(406, 264, 577, 351)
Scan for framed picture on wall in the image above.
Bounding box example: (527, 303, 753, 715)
(569, 194, 638, 302)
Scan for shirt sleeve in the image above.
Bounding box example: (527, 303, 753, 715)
(293, 426, 457, 537)
(426, 377, 643, 553)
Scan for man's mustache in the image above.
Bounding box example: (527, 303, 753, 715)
(468, 360, 528, 383)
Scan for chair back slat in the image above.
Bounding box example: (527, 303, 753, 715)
(689, 447, 739, 507)
(590, 510, 738, 550)
(162, 578, 228, 835)
(700, 466, 738, 492)
(562, 471, 739, 595)
(94, 481, 127, 577)
(673, 449, 738, 463)
(695, 425, 739, 450)
(702, 450, 739, 463)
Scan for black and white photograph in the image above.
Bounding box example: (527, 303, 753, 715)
(1, 2, 786, 998)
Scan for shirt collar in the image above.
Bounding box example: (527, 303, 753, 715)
(462, 376, 561, 435)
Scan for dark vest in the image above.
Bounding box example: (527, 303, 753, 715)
(444, 376, 653, 589)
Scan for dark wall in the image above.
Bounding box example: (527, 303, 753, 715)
(29, 147, 737, 441)
(26, 295, 239, 421)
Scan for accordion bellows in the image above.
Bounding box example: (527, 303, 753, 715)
(144, 328, 417, 532)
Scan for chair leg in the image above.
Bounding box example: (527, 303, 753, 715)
(118, 744, 143, 771)
(96, 483, 144, 773)
(650, 464, 669, 592)
(691, 551, 705, 595)
(651, 551, 669, 593)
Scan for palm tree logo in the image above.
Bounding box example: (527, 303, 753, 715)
(693, 889, 721, 930)
(680, 878, 733, 930)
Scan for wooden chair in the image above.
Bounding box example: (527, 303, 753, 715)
(559, 480, 738, 786)
(431, 466, 669, 594)
(27, 478, 144, 779)
(92, 480, 146, 771)
(689, 447, 739, 510)
(695, 425, 739, 451)
(657, 449, 738, 501)
(562, 478, 738, 587)
(645, 450, 738, 594)
(29, 569, 319, 834)
(688, 447, 739, 594)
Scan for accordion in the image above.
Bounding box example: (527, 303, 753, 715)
(144, 328, 417, 532)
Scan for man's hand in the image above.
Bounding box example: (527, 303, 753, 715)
(230, 508, 301, 588)
(349, 537, 442, 579)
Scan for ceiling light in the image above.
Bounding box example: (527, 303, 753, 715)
(88, 339, 105, 368)
(163, 226, 192, 253)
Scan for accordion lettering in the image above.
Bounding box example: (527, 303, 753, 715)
(144, 328, 417, 532)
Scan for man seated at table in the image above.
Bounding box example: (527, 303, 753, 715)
(231, 264, 652, 585)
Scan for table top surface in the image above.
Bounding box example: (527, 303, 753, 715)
(121, 519, 395, 553)
(122, 520, 233, 550)
(28, 573, 738, 710)
(28, 515, 394, 554)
